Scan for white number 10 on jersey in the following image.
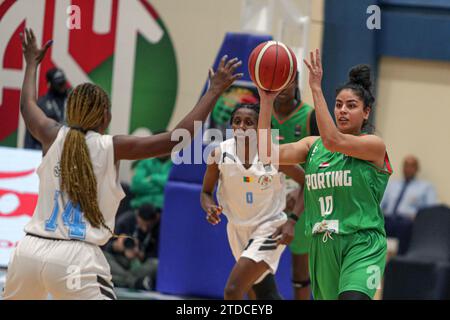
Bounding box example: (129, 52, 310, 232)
(319, 196, 333, 217)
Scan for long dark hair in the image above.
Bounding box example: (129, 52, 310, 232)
(336, 65, 375, 132)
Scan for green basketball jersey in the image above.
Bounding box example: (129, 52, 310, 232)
(271, 102, 314, 144)
(304, 138, 392, 236)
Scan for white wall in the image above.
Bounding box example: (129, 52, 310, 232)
(148, 0, 324, 129)
(376, 57, 450, 205)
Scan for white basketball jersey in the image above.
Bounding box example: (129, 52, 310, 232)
(24, 126, 125, 246)
(216, 138, 286, 226)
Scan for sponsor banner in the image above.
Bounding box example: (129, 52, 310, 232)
(0, 0, 177, 147)
(0, 146, 41, 266)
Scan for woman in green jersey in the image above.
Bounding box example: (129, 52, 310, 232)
(257, 49, 392, 300)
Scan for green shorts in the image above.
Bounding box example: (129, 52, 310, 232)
(309, 230, 387, 300)
(289, 213, 311, 255)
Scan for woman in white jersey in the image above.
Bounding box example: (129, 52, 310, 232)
(4, 28, 242, 300)
(201, 104, 304, 300)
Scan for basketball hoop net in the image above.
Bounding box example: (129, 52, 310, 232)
(240, 0, 311, 91)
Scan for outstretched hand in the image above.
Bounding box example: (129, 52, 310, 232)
(20, 28, 52, 66)
(303, 49, 323, 91)
(208, 55, 243, 95)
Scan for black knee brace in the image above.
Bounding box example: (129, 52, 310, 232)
(252, 274, 283, 300)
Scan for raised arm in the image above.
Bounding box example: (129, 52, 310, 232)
(20, 28, 60, 152)
(256, 88, 278, 165)
(114, 56, 243, 161)
(257, 88, 316, 166)
(303, 49, 385, 164)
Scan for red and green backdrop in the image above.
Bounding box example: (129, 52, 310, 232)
(0, 0, 178, 147)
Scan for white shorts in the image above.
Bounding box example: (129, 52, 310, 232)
(3, 234, 116, 300)
(226, 216, 287, 284)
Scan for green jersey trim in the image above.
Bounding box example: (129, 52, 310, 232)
(305, 138, 393, 176)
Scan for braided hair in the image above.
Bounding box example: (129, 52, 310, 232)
(60, 83, 114, 234)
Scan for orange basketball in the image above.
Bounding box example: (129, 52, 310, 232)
(248, 41, 297, 92)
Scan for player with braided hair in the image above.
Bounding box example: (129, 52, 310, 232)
(4, 28, 242, 300)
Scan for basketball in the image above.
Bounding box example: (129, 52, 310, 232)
(248, 41, 297, 92)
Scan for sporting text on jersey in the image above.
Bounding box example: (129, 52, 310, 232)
(305, 170, 352, 191)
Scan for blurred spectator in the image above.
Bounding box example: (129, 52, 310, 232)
(104, 204, 160, 291)
(130, 144, 172, 211)
(382, 155, 438, 254)
(24, 67, 70, 149)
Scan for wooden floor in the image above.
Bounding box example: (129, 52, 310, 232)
(0, 268, 187, 300)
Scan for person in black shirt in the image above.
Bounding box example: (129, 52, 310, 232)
(24, 67, 70, 149)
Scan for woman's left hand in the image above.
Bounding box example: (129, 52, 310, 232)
(303, 49, 323, 91)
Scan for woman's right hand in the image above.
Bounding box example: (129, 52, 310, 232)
(303, 49, 323, 91)
(256, 87, 281, 105)
(208, 55, 243, 95)
(20, 28, 52, 67)
(205, 204, 223, 225)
